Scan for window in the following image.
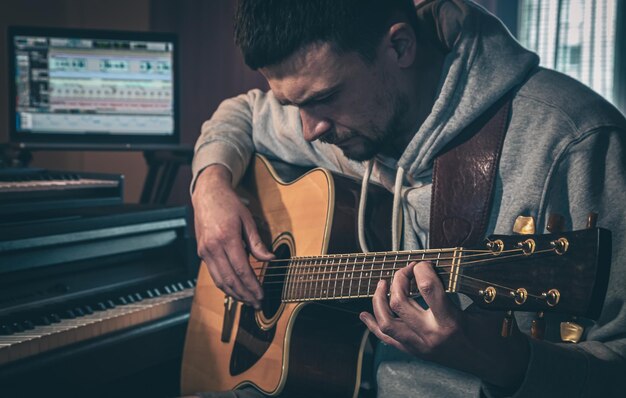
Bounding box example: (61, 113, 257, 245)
(518, 0, 619, 104)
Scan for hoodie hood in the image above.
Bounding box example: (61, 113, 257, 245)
(397, 0, 539, 177)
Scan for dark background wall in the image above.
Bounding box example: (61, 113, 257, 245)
(150, 0, 267, 206)
(0, 0, 267, 206)
(0, 0, 517, 208)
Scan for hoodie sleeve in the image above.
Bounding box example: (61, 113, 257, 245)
(191, 89, 351, 193)
(486, 127, 626, 397)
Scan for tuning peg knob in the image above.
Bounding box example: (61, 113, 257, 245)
(531, 311, 545, 340)
(587, 212, 598, 229)
(547, 213, 565, 233)
(513, 216, 536, 235)
(561, 318, 584, 343)
(501, 310, 515, 338)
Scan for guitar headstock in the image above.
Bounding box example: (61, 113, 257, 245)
(457, 228, 611, 320)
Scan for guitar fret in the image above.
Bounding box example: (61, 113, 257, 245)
(363, 253, 376, 296)
(284, 259, 292, 301)
(448, 249, 461, 293)
(311, 256, 319, 300)
(291, 258, 299, 301)
(347, 255, 355, 297)
(314, 258, 322, 300)
(287, 259, 296, 301)
(379, 253, 386, 284)
(301, 258, 310, 300)
(283, 248, 462, 302)
(329, 256, 337, 299)
(295, 259, 306, 299)
(389, 253, 398, 286)
(300, 258, 306, 300)
(299, 259, 308, 301)
(318, 258, 328, 299)
(325, 255, 333, 299)
(337, 255, 345, 298)
(357, 254, 366, 297)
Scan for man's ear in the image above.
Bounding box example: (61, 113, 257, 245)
(387, 22, 417, 68)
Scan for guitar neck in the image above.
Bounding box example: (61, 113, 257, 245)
(279, 248, 462, 302)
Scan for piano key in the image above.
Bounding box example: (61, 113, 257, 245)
(0, 288, 194, 367)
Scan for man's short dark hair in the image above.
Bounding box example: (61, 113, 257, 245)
(234, 0, 419, 70)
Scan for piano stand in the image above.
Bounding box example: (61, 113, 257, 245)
(0, 144, 194, 205)
(0, 144, 33, 168)
(140, 147, 193, 205)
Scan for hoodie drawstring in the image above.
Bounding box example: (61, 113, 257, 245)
(391, 166, 405, 251)
(357, 160, 405, 253)
(357, 160, 374, 253)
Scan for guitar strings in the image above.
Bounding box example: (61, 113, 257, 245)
(256, 248, 556, 281)
(254, 248, 495, 269)
(248, 247, 536, 272)
(260, 270, 543, 302)
(257, 250, 555, 301)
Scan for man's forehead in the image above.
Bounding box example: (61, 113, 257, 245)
(260, 42, 354, 105)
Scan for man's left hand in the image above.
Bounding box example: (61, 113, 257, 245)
(359, 261, 531, 390)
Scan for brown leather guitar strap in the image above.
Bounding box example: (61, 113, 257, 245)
(429, 94, 513, 248)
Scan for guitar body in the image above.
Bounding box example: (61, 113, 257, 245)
(181, 156, 392, 397)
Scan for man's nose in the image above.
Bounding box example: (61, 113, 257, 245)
(300, 109, 332, 142)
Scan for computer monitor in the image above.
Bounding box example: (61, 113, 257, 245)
(7, 26, 180, 150)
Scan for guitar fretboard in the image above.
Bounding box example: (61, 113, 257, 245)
(280, 248, 462, 302)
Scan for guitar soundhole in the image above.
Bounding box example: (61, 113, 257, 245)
(261, 243, 291, 320)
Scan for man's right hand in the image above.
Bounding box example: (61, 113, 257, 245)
(191, 164, 275, 309)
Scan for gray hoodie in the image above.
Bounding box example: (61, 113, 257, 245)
(192, 0, 626, 396)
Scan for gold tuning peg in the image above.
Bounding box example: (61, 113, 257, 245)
(501, 310, 515, 338)
(561, 317, 584, 343)
(531, 311, 545, 340)
(587, 212, 598, 229)
(546, 213, 564, 233)
(513, 216, 536, 235)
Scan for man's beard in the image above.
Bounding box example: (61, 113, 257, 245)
(320, 93, 409, 162)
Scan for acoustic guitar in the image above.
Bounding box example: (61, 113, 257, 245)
(181, 155, 611, 398)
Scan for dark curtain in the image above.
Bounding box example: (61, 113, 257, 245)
(615, 1, 626, 114)
(473, 0, 519, 36)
